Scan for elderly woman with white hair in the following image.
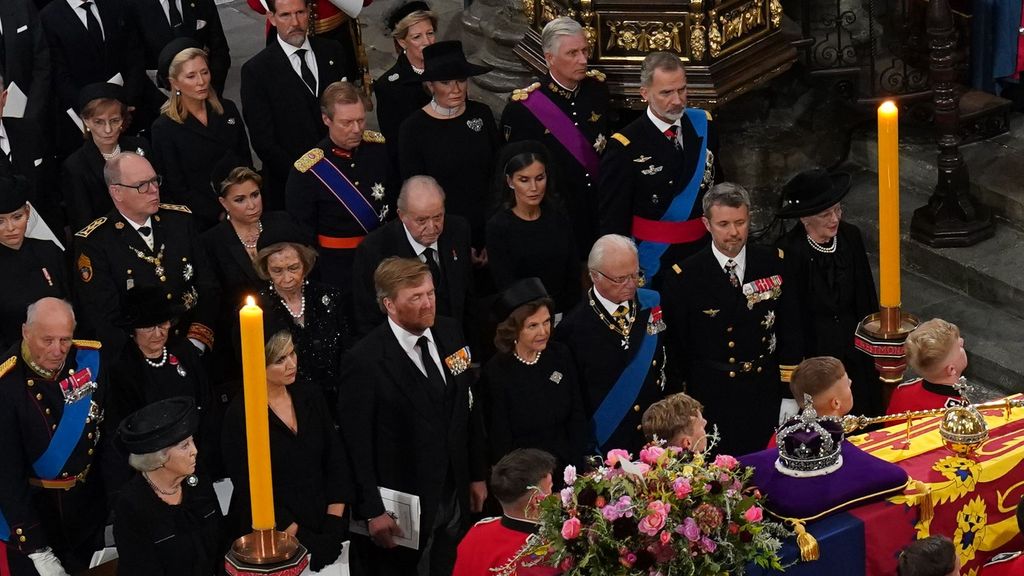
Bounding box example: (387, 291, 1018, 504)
(114, 396, 222, 575)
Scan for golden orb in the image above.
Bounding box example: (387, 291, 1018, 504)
(939, 405, 988, 457)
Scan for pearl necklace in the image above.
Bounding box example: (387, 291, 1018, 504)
(513, 349, 542, 366)
(806, 234, 838, 254)
(280, 289, 305, 320)
(100, 144, 122, 161)
(236, 221, 263, 249)
(143, 471, 180, 496)
(143, 347, 168, 368)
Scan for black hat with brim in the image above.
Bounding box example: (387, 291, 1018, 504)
(0, 175, 30, 214)
(117, 286, 186, 329)
(493, 277, 549, 321)
(158, 37, 205, 90)
(412, 41, 491, 83)
(386, 0, 430, 32)
(118, 396, 198, 454)
(776, 168, 852, 219)
(77, 82, 127, 115)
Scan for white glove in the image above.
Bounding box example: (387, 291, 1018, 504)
(779, 398, 800, 425)
(28, 548, 70, 576)
(188, 338, 206, 354)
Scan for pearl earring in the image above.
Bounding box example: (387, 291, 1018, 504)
(175, 89, 181, 96)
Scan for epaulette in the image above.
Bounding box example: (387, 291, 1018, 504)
(510, 82, 541, 102)
(779, 364, 798, 383)
(159, 203, 192, 214)
(294, 148, 325, 173)
(777, 248, 784, 259)
(72, 339, 102, 350)
(586, 69, 606, 82)
(473, 516, 501, 526)
(611, 133, 630, 147)
(75, 216, 107, 238)
(0, 356, 16, 378)
(362, 130, 385, 144)
(672, 264, 682, 274)
(705, 109, 713, 121)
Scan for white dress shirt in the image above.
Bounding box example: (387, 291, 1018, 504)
(66, 0, 105, 39)
(159, 0, 183, 26)
(276, 35, 319, 94)
(122, 214, 155, 251)
(710, 243, 747, 285)
(387, 317, 446, 383)
(402, 226, 440, 264)
(593, 286, 629, 317)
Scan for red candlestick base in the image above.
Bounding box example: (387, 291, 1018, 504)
(225, 530, 308, 576)
(855, 307, 921, 408)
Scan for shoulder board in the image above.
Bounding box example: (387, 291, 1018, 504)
(672, 264, 682, 274)
(611, 133, 630, 147)
(159, 203, 192, 214)
(73, 339, 102, 350)
(777, 248, 784, 259)
(985, 551, 1022, 565)
(705, 109, 713, 121)
(75, 216, 107, 238)
(294, 148, 325, 173)
(586, 69, 606, 82)
(362, 130, 385, 144)
(0, 356, 16, 378)
(510, 82, 542, 102)
(473, 516, 501, 526)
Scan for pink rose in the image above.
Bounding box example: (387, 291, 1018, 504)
(714, 454, 739, 470)
(676, 517, 700, 541)
(672, 477, 692, 499)
(639, 445, 665, 465)
(699, 536, 717, 553)
(648, 500, 672, 517)
(560, 487, 574, 507)
(743, 506, 763, 523)
(659, 530, 672, 545)
(605, 449, 632, 467)
(618, 552, 637, 568)
(563, 465, 577, 486)
(638, 501, 670, 536)
(561, 517, 581, 540)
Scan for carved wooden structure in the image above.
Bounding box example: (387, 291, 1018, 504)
(513, 0, 798, 109)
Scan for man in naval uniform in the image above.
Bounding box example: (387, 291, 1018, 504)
(598, 51, 723, 285)
(500, 16, 609, 258)
(286, 80, 397, 298)
(555, 234, 671, 455)
(73, 152, 219, 361)
(0, 298, 107, 575)
(661, 183, 801, 456)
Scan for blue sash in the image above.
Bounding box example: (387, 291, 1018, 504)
(308, 157, 381, 234)
(636, 108, 708, 279)
(32, 348, 100, 480)
(592, 288, 661, 450)
(0, 508, 8, 541)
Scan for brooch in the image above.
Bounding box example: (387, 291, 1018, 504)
(550, 371, 563, 384)
(169, 354, 187, 378)
(227, 118, 236, 125)
(183, 262, 193, 282)
(322, 294, 331, 306)
(742, 275, 783, 309)
(466, 118, 483, 132)
(389, 73, 400, 82)
(647, 306, 667, 335)
(444, 346, 471, 376)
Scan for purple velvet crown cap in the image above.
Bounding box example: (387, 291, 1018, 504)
(775, 397, 846, 477)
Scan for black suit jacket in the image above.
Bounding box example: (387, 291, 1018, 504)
(125, 0, 230, 94)
(62, 135, 150, 231)
(350, 216, 473, 337)
(0, 0, 51, 120)
(149, 99, 252, 230)
(2, 117, 59, 230)
(337, 316, 486, 540)
(240, 36, 353, 203)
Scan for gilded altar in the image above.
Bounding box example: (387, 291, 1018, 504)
(514, 0, 798, 109)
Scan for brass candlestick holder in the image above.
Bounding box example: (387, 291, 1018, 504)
(854, 305, 921, 407)
(225, 530, 307, 576)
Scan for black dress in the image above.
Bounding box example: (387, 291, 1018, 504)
(485, 206, 581, 314)
(373, 53, 430, 165)
(397, 100, 500, 245)
(150, 99, 253, 231)
(113, 473, 222, 576)
(0, 238, 69, 351)
(477, 342, 588, 473)
(258, 281, 349, 407)
(780, 220, 882, 416)
(61, 135, 151, 232)
(222, 384, 354, 554)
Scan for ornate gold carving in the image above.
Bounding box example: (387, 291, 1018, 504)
(604, 20, 683, 53)
(769, 0, 783, 28)
(708, 11, 722, 57)
(689, 13, 706, 61)
(718, 0, 765, 46)
(539, 0, 561, 26)
(690, 0, 704, 11)
(577, 0, 598, 51)
(521, 0, 536, 25)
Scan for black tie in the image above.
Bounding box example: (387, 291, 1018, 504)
(416, 336, 445, 395)
(167, 0, 183, 27)
(0, 26, 7, 78)
(295, 48, 316, 94)
(422, 247, 442, 289)
(80, 1, 104, 47)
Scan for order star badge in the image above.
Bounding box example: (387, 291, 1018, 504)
(371, 183, 385, 201)
(593, 133, 606, 153)
(762, 310, 775, 330)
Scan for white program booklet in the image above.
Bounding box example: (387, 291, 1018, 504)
(350, 487, 421, 550)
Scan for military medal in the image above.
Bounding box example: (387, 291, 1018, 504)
(647, 306, 667, 335)
(444, 346, 472, 376)
(371, 183, 385, 200)
(741, 275, 783, 309)
(129, 244, 167, 281)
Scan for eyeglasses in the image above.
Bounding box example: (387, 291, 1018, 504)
(592, 269, 646, 287)
(88, 117, 124, 130)
(812, 203, 843, 221)
(115, 175, 163, 195)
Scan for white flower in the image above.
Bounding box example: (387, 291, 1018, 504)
(563, 465, 577, 486)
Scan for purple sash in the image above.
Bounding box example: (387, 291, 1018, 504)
(521, 89, 601, 178)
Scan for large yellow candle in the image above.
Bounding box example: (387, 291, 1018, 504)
(877, 101, 900, 309)
(239, 296, 274, 531)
